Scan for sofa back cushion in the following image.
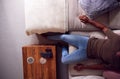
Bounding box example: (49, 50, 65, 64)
(109, 7, 120, 29)
(68, 0, 109, 31)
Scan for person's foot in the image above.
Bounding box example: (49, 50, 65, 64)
(62, 47, 68, 57)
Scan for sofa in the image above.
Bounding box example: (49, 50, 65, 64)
(24, 0, 120, 35)
(68, 0, 120, 79)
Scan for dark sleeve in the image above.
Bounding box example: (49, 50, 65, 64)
(104, 29, 119, 39)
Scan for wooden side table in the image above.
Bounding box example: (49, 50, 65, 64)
(22, 45, 56, 79)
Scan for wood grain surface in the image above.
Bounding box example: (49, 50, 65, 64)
(22, 45, 56, 79)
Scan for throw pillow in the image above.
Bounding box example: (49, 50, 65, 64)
(79, 0, 119, 19)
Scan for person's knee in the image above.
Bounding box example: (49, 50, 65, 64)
(60, 34, 68, 40)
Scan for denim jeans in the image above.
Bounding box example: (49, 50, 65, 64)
(48, 34, 89, 64)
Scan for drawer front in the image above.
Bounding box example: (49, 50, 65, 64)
(22, 45, 56, 79)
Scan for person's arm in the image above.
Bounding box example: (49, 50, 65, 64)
(89, 20, 108, 32)
(83, 64, 106, 70)
(79, 15, 108, 32)
(74, 64, 106, 71)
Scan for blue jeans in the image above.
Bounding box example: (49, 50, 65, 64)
(48, 34, 89, 64)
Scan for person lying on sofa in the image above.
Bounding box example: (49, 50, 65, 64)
(76, 15, 120, 79)
(47, 15, 120, 72)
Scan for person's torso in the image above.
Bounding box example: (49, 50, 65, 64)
(87, 36, 120, 69)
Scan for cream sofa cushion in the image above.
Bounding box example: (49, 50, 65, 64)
(68, 0, 109, 31)
(69, 30, 120, 76)
(25, 0, 68, 35)
(69, 31, 104, 76)
(109, 7, 120, 29)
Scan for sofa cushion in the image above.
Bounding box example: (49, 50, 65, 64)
(68, 0, 109, 31)
(69, 31, 104, 76)
(25, 0, 67, 35)
(109, 7, 120, 29)
(69, 30, 120, 76)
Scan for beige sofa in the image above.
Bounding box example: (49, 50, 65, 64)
(68, 0, 120, 79)
(68, 0, 120, 31)
(24, 0, 120, 35)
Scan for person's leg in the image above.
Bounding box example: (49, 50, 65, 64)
(61, 47, 87, 64)
(48, 34, 89, 48)
(48, 34, 89, 64)
(61, 47, 69, 57)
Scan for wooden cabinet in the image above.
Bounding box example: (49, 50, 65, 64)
(22, 45, 56, 79)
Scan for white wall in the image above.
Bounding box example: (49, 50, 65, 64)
(0, 0, 39, 79)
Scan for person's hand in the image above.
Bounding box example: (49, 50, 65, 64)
(79, 15, 90, 24)
(74, 64, 84, 71)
